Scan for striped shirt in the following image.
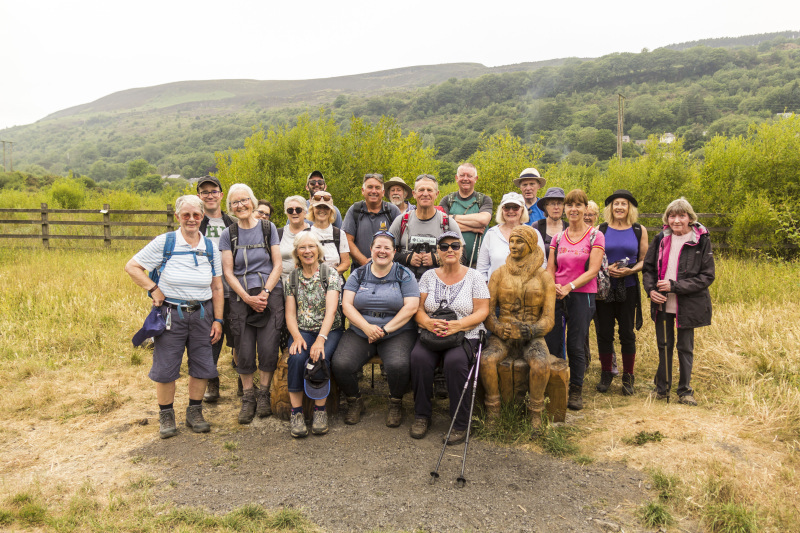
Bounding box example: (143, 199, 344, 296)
(133, 230, 222, 302)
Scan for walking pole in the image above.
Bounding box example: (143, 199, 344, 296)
(468, 233, 482, 269)
(659, 302, 671, 403)
(430, 361, 476, 485)
(456, 330, 486, 488)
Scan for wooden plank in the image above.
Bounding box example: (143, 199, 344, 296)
(0, 208, 171, 215)
(0, 220, 176, 227)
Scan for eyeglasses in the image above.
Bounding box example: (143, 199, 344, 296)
(502, 204, 522, 211)
(286, 207, 304, 215)
(231, 198, 251, 208)
(308, 179, 325, 186)
(179, 212, 204, 221)
(199, 190, 222, 198)
(438, 242, 462, 251)
(256, 210, 271, 218)
(313, 192, 332, 201)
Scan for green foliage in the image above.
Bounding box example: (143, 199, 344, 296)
(624, 430, 665, 446)
(728, 194, 784, 252)
(470, 129, 543, 202)
(703, 503, 758, 533)
(649, 468, 682, 502)
(638, 501, 675, 527)
(538, 422, 580, 457)
(49, 178, 85, 209)
(133, 174, 164, 194)
(127, 158, 157, 180)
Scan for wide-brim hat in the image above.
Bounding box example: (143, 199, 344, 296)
(132, 306, 166, 347)
(513, 167, 546, 188)
(384, 177, 413, 200)
(605, 189, 638, 207)
(537, 187, 566, 211)
(304, 358, 331, 400)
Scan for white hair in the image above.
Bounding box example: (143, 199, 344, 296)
(226, 183, 258, 212)
(284, 195, 308, 212)
(175, 195, 204, 214)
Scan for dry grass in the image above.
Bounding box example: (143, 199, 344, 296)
(1, 247, 799, 531)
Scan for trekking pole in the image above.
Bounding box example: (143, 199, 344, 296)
(468, 233, 481, 269)
(430, 360, 476, 485)
(456, 330, 486, 488)
(659, 302, 670, 404)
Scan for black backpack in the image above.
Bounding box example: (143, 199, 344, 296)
(351, 201, 395, 236)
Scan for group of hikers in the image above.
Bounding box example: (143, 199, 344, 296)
(125, 165, 715, 440)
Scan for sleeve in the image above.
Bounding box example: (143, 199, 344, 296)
(418, 269, 434, 294)
(270, 223, 280, 247)
(338, 230, 350, 253)
(398, 266, 420, 297)
(438, 196, 450, 213)
(475, 229, 491, 282)
(470, 269, 490, 299)
(342, 206, 356, 236)
(218, 227, 231, 252)
(333, 206, 343, 229)
(132, 233, 168, 272)
(286, 276, 295, 297)
(212, 241, 222, 277)
(479, 194, 493, 214)
(327, 269, 343, 292)
(591, 229, 605, 251)
(343, 267, 362, 293)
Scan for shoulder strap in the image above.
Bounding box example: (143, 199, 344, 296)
(332, 226, 341, 251)
(444, 192, 456, 211)
(289, 267, 301, 296)
(204, 236, 216, 276)
(598, 222, 609, 234)
(441, 213, 449, 232)
(553, 230, 563, 269)
(229, 223, 240, 262)
(159, 231, 177, 275)
(261, 220, 272, 248)
(199, 216, 209, 236)
(277, 226, 284, 240)
(352, 201, 367, 234)
(399, 212, 411, 241)
(319, 263, 331, 292)
(633, 222, 642, 247)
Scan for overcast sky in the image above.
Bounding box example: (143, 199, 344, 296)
(1, 0, 798, 130)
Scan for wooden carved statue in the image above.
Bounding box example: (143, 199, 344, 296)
(481, 225, 565, 428)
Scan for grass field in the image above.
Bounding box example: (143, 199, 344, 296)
(0, 246, 798, 531)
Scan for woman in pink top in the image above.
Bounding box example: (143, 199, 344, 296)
(545, 189, 605, 411)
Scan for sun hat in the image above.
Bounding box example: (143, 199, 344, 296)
(310, 191, 334, 209)
(384, 177, 413, 200)
(513, 167, 546, 188)
(303, 358, 331, 400)
(132, 306, 166, 347)
(604, 189, 638, 207)
(499, 192, 526, 209)
(536, 187, 566, 211)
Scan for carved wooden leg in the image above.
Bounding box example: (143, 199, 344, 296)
(524, 339, 550, 429)
(480, 337, 507, 425)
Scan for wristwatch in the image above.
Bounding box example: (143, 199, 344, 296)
(569, 282, 576, 291)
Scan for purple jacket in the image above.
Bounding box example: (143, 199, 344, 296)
(642, 223, 715, 329)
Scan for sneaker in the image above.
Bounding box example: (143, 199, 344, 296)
(445, 429, 467, 446)
(256, 388, 272, 418)
(344, 396, 365, 425)
(386, 397, 403, 428)
(185, 404, 210, 433)
(311, 410, 329, 435)
(567, 384, 583, 411)
(238, 390, 256, 424)
(290, 411, 308, 438)
(409, 417, 430, 439)
(678, 394, 698, 406)
(159, 408, 178, 439)
(203, 377, 220, 403)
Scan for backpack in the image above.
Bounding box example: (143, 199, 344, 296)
(353, 261, 410, 287)
(552, 227, 610, 300)
(352, 200, 394, 236)
(229, 220, 274, 263)
(442, 191, 486, 215)
(398, 211, 450, 242)
(148, 231, 215, 296)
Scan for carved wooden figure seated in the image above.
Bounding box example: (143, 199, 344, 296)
(480, 225, 568, 427)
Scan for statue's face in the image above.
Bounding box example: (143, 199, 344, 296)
(508, 235, 531, 259)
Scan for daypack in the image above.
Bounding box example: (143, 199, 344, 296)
(398, 211, 450, 243)
(229, 220, 276, 290)
(353, 261, 409, 287)
(552, 227, 610, 300)
(442, 191, 486, 215)
(351, 200, 395, 236)
(148, 231, 216, 296)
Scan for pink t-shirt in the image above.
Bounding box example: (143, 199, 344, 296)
(551, 227, 606, 293)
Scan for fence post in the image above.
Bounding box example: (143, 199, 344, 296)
(166, 205, 175, 231)
(40, 203, 49, 249)
(102, 203, 111, 247)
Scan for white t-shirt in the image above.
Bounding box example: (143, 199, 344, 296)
(418, 268, 490, 340)
(203, 216, 227, 247)
(310, 225, 350, 270)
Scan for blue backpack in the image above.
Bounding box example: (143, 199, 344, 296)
(148, 231, 216, 295)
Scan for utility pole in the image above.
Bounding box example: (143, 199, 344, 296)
(617, 94, 625, 161)
(1, 140, 13, 171)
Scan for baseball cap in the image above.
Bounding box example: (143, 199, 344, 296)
(303, 358, 331, 400)
(132, 306, 166, 347)
(196, 176, 222, 192)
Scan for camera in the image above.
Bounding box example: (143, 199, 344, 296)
(409, 235, 436, 255)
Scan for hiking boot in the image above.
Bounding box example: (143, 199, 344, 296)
(445, 429, 467, 446)
(567, 384, 583, 411)
(650, 390, 669, 401)
(621, 373, 635, 396)
(159, 408, 178, 439)
(203, 377, 220, 403)
(185, 404, 210, 433)
(678, 394, 697, 406)
(386, 397, 404, 428)
(409, 417, 430, 439)
(238, 390, 256, 424)
(237, 375, 243, 397)
(311, 410, 329, 435)
(596, 371, 614, 393)
(290, 411, 308, 438)
(344, 396, 365, 425)
(256, 388, 272, 418)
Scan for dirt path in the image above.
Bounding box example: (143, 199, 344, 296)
(135, 385, 649, 533)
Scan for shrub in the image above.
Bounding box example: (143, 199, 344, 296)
(49, 179, 85, 209)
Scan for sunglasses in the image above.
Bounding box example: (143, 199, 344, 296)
(308, 179, 325, 186)
(502, 204, 522, 211)
(415, 174, 437, 183)
(438, 242, 462, 251)
(286, 207, 304, 215)
(372, 230, 395, 240)
(180, 212, 204, 220)
(313, 192, 332, 201)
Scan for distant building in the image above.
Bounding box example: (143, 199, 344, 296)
(776, 112, 794, 119)
(660, 133, 676, 144)
(162, 174, 183, 180)
(621, 135, 630, 143)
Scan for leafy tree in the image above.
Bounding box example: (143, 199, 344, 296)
(49, 179, 85, 209)
(128, 159, 157, 180)
(133, 174, 164, 194)
(470, 129, 543, 203)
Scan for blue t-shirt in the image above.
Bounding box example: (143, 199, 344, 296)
(343, 262, 419, 338)
(219, 222, 281, 290)
(604, 226, 639, 288)
(525, 202, 546, 226)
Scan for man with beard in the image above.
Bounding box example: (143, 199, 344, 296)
(305, 170, 343, 228)
(385, 176, 415, 216)
(480, 225, 556, 429)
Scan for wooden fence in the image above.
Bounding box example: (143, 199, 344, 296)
(0, 203, 176, 248)
(0, 204, 734, 249)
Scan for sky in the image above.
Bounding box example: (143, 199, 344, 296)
(1, 0, 798, 130)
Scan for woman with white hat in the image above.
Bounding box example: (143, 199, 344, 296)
(476, 192, 546, 283)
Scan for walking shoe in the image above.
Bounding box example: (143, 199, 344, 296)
(237, 375, 243, 397)
(185, 404, 210, 433)
(203, 377, 220, 403)
(290, 411, 308, 438)
(678, 394, 697, 406)
(445, 429, 467, 446)
(567, 384, 583, 411)
(596, 371, 614, 393)
(409, 417, 430, 439)
(311, 410, 329, 435)
(238, 390, 256, 424)
(650, 390, 669, 401)
(159, 408, 178, 439)
(256, 388, 272, 418)
(621, 373, 635, 396)
(344, 396, 365, 425)
(386, 397, 404, 428)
